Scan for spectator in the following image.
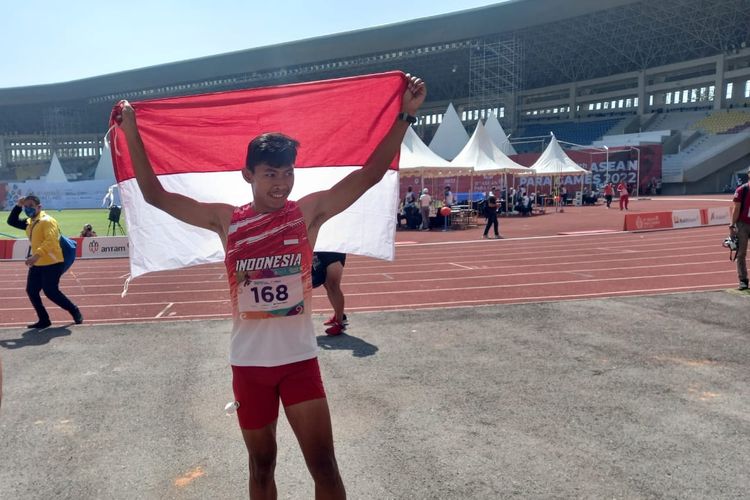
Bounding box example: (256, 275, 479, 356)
(6, 195, 83, 329)
(730, 169, 750, 290)
(617, 181, 630, 210)
(80, 224, 97, 237)
(419, 187, 432, 231)
(603, 182, 614, 209)
(482, 190, 501, 239)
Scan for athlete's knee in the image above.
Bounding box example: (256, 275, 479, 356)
(306, 449, 340, 484)
(248, 449, 277, 484)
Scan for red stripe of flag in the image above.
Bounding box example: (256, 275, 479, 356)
(110, 71, 407, 182)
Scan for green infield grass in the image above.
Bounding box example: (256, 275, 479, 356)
(0, 208, 127, 239)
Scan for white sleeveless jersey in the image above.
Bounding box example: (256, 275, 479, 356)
(224, 201, 317, 366)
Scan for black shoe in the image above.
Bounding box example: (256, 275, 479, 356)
(72, 308, 84, 325)
(739, 281, 749, 291)
(27, 320, 52, 329)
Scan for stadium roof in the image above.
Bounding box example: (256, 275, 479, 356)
(1, 0, 748, 136)
(0, 0, 641, 105)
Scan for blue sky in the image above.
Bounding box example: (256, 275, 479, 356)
(1, 0, 507, 89)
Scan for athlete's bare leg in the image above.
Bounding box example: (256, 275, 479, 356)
(322, 262, 345, 323)
(241, 421, 279, 499)
(284, 398, 346, 499)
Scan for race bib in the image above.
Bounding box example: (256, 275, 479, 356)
(236, 266, 304, 319)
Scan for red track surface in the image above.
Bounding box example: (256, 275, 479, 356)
(0, 196, 737, 328)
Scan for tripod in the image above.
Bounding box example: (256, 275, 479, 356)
(107, 219, 125, 236)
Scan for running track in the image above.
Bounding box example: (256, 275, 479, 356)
(0, 224, 735, 328)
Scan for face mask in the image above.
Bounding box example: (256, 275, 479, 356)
(24, 207, 37, 218)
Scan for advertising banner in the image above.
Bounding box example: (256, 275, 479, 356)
(511, 144, 662, 195)
(704, 207, 731, 226)
(623, 212, 673, 231)
(671, 209, 702, 229)
(80, 236, 129, 259)
(0, 180, 119, 210)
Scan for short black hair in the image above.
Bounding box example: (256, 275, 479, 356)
(245, 133, 300, 172)
(25, 195, 41, 205)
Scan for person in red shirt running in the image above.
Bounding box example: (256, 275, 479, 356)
(602, 182, 614, 209)
(116, 74, 425, 500)
(617, 181, 630, 210)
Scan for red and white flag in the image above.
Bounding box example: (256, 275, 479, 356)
(110, 72, 405, 278)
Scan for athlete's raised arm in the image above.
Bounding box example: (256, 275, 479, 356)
(299, 74, 426, 231)
(116, 101, 234, 238)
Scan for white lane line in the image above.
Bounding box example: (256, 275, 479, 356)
(450, 262, 474, 270)
(382, 274, 395, 280)
(155, 302, 174, 318)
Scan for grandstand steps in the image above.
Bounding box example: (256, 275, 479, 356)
(662, 131, 750, 191)
(643, 110, 710, 133)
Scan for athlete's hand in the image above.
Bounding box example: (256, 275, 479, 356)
(402, 74, 426, 116)
(114, 100, 138, 137)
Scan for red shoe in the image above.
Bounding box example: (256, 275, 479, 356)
(324, 314, 347, 326)
(325, 320, 346, 336)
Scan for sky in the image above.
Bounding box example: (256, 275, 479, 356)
(1, 0, 508, 89)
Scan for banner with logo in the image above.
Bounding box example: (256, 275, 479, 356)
(671, 209, 702, 229)
(512, 144, 662, 195)
(704, 207, 731, 226)
(80, 237, 129, 259)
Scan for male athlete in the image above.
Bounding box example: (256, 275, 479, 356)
(116, 73, 425, 499)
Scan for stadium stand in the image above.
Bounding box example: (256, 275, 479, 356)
(642, 111, 710, 133)
(0, 0, 749, 194)
(519, 118, 621, 146)
(690, 110, 750, 134)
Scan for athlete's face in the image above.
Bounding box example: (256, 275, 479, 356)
(244, 163, 295, 212)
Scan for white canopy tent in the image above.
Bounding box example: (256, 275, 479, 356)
(452, 121, 533, 205)
(400, 126, 473, 200)
(43, 153, 69, 183)
(94, 150, 116, 181)
(428, 103, 470, 161)
(484, 114, 517, 156)
(529, 134, 588, 209)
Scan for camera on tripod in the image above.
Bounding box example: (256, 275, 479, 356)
(107, 205, 125, 235)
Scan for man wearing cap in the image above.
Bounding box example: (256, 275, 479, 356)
(419, 187, 432, 231)
(730, 168, 750, 290)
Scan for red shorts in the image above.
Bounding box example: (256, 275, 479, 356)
(231, 358, 326, 430)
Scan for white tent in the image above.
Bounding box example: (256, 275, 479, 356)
(452, 121, 530, 175)
(400, 126, 472, 177)
(484, 114, 517, 156)
(529, 134, 588, 209)
(451, 121, 533, 207)
(428, 103, 470, 161)
(400, 126, 474, 204)
(94, 150, 116, 181)
(43, 153, 69, 183)
(529, 134, 588, 175)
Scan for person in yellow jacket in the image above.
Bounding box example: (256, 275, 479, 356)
(6, 195, 82, 329)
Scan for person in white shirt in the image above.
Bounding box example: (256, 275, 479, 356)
(419, 188, 432, 230)
(443, 185, 455, 207)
